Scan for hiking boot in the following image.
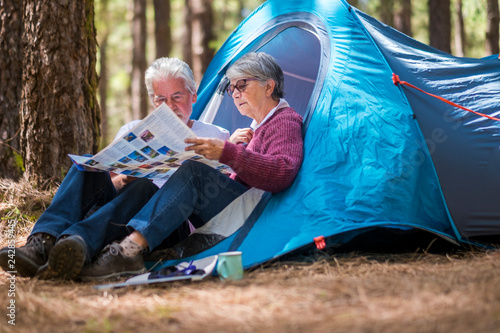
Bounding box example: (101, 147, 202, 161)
(0, 233, 56, 277)
(78, 242, 146, 282)
(36, 235, 87, 280)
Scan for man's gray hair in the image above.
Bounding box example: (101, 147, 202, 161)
(226, 52, 284, 101)
(144, 58, 197, 103)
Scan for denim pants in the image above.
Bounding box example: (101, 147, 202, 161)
(128, 160, 249, 251)
(31, 165, 158, 260)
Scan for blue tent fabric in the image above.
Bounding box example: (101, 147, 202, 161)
(355, 10, 500, 241)
(149, 0, 500, 271)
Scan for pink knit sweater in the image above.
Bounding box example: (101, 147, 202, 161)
(219, 107, 303, 193)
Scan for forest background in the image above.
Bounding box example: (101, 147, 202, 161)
(0, 0, 499, 186)
(0, 2, 499, 331)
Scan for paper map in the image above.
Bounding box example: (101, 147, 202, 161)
(69, 103, 232, 181)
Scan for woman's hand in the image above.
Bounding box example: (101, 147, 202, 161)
(185, 137, 225, 160)
(228, 128, 254, 144)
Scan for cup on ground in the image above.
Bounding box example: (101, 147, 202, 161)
(216, 251, 243, 281)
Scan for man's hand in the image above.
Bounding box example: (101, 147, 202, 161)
(184, 137, 225, 160)
(110, 173, 138, 192)
(228, 128, 253, 145)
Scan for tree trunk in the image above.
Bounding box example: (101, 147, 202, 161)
(98, 0, 110, 146)
(348, 0, 359, 8)
(183, 0, 193, 69)
(190, 0, 215, 83)
(486, 0, 500, 55)
(379, 0, 394, 27)
(454, 0, 466, 57)
(99, 35, 109, 146)
(394, 0, 412, 37)
(21, 0, 100, 186)
(428, 0, 451, 53)
(154, 0, 172, 59)
(0, 0, 23, 180)
(131, 0, 148, 120)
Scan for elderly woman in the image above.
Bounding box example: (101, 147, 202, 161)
(79, 52, 304, 280)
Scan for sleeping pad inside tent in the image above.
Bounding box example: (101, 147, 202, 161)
(144, 0, 500, 271)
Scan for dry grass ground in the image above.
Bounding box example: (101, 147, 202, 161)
(1, 178, 500, 333)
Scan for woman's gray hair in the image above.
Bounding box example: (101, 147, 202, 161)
(144, 58, 197, 103)
(226, 52, 284, 101)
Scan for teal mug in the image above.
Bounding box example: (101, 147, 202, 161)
(217, 251, 243, 281)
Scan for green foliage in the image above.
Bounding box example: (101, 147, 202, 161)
(461, 0, 487, 58)
(1, 207, 38, 234)
(0, 207, 21, 221)
(13, 151, 25, 173)
(2, 207, 36, 222)
(83, 318, 113, 333)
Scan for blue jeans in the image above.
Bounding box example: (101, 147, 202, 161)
(128, 160, 249, 251)
(32, 165, 158, 260)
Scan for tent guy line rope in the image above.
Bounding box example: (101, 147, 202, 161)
(392, 73, 500, 122)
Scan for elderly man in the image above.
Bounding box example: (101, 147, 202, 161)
(0, 58, 229, 280)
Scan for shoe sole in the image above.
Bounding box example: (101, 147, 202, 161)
(38, 237, 86, 280)
(0, 248, 41, 278)
(79, 267, 147, 282)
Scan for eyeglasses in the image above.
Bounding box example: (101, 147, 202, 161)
(226, 78, 259, 97)
(154, 95, 167, 105)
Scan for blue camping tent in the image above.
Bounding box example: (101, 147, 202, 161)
(148, 0, 500, 270)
